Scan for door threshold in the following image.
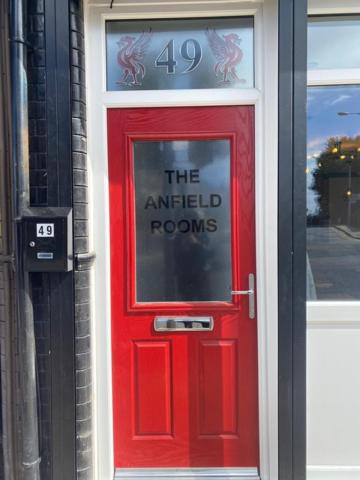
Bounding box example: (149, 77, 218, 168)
(114, 467, 260, 479)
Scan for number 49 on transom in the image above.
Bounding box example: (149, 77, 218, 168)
(155, 38, 202, 74)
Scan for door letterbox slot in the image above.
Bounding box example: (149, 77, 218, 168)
(154, 316, 214, 332)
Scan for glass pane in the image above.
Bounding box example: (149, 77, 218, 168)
(134, 140, 231, 302)
(308, 16, 360, 70)
(307, 85, 360, 300)
(106, 18, 254, 91)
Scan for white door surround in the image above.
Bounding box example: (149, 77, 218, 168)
(85, 1, 279, 478)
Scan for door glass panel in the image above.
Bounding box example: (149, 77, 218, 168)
(307, 85, 360, 300)
(106, 17, 254, 91)
(133, 140, 231, 303)
(308, 16, 360, 70)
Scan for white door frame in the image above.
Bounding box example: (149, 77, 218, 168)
(84, 1, 278, 478)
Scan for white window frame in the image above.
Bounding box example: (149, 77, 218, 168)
(307, 0, 360, 326)
(307, 3, 360, 479)
(85, 1, 279, 479)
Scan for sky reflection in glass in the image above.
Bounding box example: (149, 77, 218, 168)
(307, 86, 360, 300)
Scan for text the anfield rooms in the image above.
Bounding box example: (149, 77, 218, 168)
(144, 168, 221, 234)
(133, 139, 231, 302)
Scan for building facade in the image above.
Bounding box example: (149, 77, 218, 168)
(0, 0, 359, 479)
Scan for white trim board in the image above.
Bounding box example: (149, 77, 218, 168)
(307, 466, 360, 480)
(308, 0, 360, 14)
(85, 1, 279, 479)
(102, 89, 261, 108)
(308, 69, 360, 87)
(88, 0, 263, 7)
(307, 302, 360, 328)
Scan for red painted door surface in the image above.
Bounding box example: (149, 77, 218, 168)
(108, 106, 258, 469)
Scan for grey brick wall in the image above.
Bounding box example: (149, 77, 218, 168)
(70, 1, 93, 478)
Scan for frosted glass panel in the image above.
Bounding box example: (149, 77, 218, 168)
(134, 140, 231, 303)
(106, 17, 254, 91)
(308, 16, 360, 70)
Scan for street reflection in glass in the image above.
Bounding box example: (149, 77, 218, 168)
(308, 16, 360, 70)
(134, 140, 231, 302)
(307, 85, 360, 300)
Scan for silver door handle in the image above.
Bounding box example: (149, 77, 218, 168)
(231, 273, 255, 319)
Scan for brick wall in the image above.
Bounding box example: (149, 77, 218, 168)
(25, 1, 92, 478)
(28, 0, 47, 206)
(71, 1, 93, 478)
(27, 1, 52, 478)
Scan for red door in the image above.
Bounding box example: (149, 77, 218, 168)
(108, 106, 258, 469)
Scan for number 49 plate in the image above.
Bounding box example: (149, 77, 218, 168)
(36, 223, 55, 237)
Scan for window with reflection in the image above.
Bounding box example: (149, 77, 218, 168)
(307, 85, 360, 300)
(308, 16, 360, 70)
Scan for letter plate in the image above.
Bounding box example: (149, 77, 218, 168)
(154, 316, 214, 332)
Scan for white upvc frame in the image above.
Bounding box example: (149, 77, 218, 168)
(307, 0, 360, 326)
(309, 0, 360, 15)
(308, 69, 360, 87)
(307, 3, 360, 478)
(85, 1, 278, 479)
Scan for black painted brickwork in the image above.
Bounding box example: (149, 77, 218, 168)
(27, 1, 92, 478)
(28, 0, 47, 206)
(27, 1, 52, 478)
(31, 273, 51, 478)
(71, 1, 93, 479)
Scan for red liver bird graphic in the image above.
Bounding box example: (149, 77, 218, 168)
(206, 29, 245, 84)
(116, 30, 152, 86)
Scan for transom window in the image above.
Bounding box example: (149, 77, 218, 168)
(308, 16, 360, 70)
(105, 17, 254, 91)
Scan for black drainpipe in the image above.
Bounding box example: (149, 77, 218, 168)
(9, 0, 40, 479)
(0, 1, 16, 478)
